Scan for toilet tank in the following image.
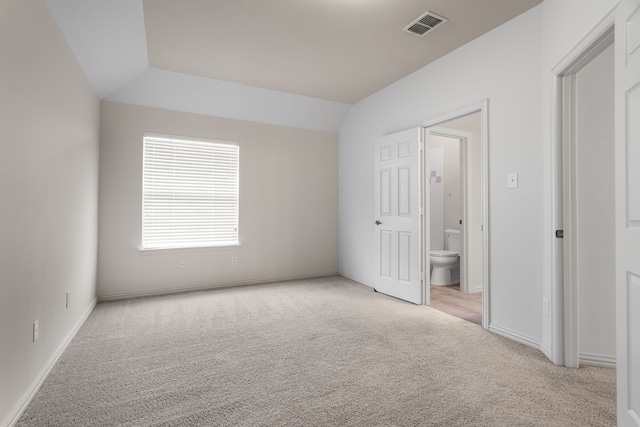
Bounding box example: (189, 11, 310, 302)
(444, 229, 461, 252)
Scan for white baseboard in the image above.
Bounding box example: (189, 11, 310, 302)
(540, 344, 553, 363)
(338, 272, 374, 288)
(3, 298, 97, 427)
(579, 352, 616, 368)
(98, 271, 339, 301)
(471, 283, 483, 293)
(489, 323, 541, 352)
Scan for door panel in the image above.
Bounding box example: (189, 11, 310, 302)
(628, 83, 640, 226)
(374, 128, 422, 304)
(380, 230, 392, 278)
(399, 232, 411, 283)
(616, 1, 640, 425)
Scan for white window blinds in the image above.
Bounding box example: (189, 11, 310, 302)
(142, 134, 239, 249)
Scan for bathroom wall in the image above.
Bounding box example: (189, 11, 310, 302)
(429, 147, 445, 251)
(430, 136, 461, 233)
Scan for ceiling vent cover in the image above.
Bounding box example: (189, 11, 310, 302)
(403, 11, 448, 37)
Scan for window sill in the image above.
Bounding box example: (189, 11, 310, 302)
(138, 243, 241, 255)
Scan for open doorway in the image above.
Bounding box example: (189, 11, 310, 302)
(554, 26, 615, 368)
(422, 105, 488, 329)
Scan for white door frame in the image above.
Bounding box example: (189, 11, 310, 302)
(421, 100, 490, 329)
(550, 12, 615, 368)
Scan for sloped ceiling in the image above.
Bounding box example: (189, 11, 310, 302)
(45, 0, 541, 132)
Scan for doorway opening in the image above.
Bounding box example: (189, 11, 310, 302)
(422, 102, 489, 329)
(427, 126, 479, 325)
(553, 24, 615, 368)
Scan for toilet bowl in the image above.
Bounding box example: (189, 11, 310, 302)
(430, 250, 459, 286)
(430, 228, 461, 286)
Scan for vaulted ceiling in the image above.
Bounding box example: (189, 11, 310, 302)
(45, 0, 541, 131)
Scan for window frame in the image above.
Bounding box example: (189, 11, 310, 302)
(140, 132, 240, 251)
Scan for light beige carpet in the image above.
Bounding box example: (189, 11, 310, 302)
(17, 276, 615, 426)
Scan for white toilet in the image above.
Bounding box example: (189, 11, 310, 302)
(430, 229, 460, 286)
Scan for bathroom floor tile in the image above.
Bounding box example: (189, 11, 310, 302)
(430, 285, 482, 326)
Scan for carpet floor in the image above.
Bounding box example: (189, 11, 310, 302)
(17, 276, 615, 426)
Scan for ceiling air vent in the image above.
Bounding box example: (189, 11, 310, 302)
(403, 11, 448, 37)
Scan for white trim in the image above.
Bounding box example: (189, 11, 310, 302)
(489, 324, 542, 351)
(540, 344, 553, 362)
(142, 132, 239, 146)
(98, 271, 339, 301)
(579, 352, 616, 368)
(339, 272, 375, 288)
(3, 299, 97, 427)
(138, 243, 242, 254)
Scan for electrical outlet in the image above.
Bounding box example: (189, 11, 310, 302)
(179, 260, 186, 269)
(366, 256, 372, 265)
(543, 299, 550, 317)
(231, 256, 238, 265)
(66, 291, 70, 309)
(33, 320, 39, 343)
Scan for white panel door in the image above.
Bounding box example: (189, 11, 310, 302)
(374, 128, 422, 304)
(616, 1, 640, 425)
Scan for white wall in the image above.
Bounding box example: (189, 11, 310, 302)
(576, 44, 616, 364)
(98, 102, 338, 299)
(339, 6, 544, 345)
(0, 1, 100, 425)
(539, 0, 619, 361)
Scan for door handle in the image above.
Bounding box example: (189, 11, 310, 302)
(375, 220, 382, 225)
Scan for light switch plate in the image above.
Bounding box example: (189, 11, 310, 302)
(507, 173, 518, 189)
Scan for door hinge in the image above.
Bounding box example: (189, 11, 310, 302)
(555, 230, 564, 239)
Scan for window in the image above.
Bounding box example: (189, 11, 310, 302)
(142, 134, 239, 250)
